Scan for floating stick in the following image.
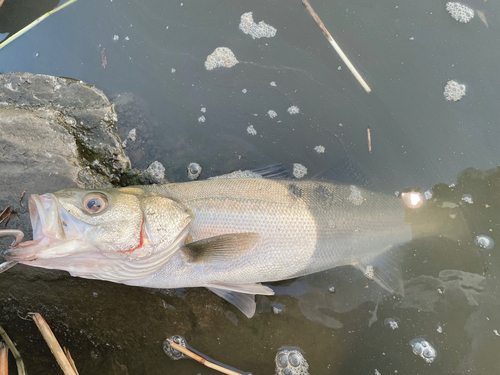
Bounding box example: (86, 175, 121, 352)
(0, 0, 79, 51)
(29, 313, 79, 375)
(0, 324, 26, 375)
(166, 338, 251, 375)
(301, 0, 371, 93)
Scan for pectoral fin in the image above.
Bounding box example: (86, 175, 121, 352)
(354, 248, 405, 296)
(205, 282, 274, 318)
(183, 233, 260, 263)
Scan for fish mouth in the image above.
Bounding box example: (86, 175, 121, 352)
(3, 194, 89, 261)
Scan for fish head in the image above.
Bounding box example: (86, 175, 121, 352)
(4, 187, 192, 282)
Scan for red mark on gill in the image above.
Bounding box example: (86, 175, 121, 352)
(121, 218, 145, 253)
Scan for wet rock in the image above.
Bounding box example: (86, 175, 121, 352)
(0, 72, 131, 185)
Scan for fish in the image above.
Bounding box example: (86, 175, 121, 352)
(1, 172, 461, 317)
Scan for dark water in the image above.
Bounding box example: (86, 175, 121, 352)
(1, 0, 500, 374)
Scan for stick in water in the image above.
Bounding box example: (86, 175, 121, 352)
(29, 313, 78, 375)
(166, 338, 251, 375)
(0, 0, 79, 51)
(301, 0, 371, 93)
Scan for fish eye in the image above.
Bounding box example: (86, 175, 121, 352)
(82, 193, 108, 214)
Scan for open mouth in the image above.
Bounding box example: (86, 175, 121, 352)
(3, 194, 86, 261)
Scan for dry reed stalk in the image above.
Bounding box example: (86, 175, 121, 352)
(29, 313, 78, 375)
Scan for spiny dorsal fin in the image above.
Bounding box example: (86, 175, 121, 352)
(183, 233, 260, 263)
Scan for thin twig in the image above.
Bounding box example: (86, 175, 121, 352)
(301, 0, 371, 93)
(0, 0, 79, 50)
(367, 126, 372, 153)
(167, 339, 248, 375)
(2, 212, 12, 229)
(0, 324, 26, 375)
(18, 190, 27, 208)
(29, 313, 78, 375)
(0, 207, 10, 222)
(0, 342, 8, 375)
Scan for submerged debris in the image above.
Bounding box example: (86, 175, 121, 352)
(205, 47, 239, 70)
(239, 12, 277, 39)
(446, 2, 474, 23)
(444, 80, 466, 101)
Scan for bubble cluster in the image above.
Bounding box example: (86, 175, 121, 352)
(275, 349, 310, 375)
(247, 125, 257, 135)
(198, 115, 206, 123)
(163, 335, 188, 360)
(444, 80, 466, 101)
(384, 318, 399, 330)
(205, 47, 239, 70)
(268, 110, 278, 119)
(272, 303, 285, 314)
(187, 162, 202, 180)
(314, 145, 325, 154)
(461, 194, 473, 204)
(293, 163, 307, 179)
(446, 2, 474, 23)
(348, 185, 365, 206)
(474, 235, 494, 250)
(127, 128, 137, 142)
(144, 161, 165, 184)
(410, 338, 437, 364)
(287, 106, 300, 115)
(239, 12, 277, 39)
(270, 81, 277, 87)
(364, 265, 375, 280)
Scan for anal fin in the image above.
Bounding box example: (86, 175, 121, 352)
(354, 247, 405, 296)
(205, 282, 274, 318)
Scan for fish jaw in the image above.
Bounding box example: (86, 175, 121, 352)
(3, 194, 95, 261)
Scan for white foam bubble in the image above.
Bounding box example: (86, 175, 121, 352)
(446, 2, 474, 23)
(247, 125, 257, 135)
(267, 110, 277, 119)
(314, 145, 325, 154)
(287, 105, 300, 115)
(239, 12, 277, 39)
(444, 80, 466, 101)
(293, 163, 307, 178)
(205, 47, 239, 70)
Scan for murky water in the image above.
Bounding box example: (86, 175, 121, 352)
(1, 0, 500, 374)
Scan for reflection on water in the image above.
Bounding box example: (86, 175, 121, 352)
(1, 0, 500, 374)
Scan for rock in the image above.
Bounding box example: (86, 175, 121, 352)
(0, 72, 131, 185)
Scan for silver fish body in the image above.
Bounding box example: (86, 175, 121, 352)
(3, 177, 426, 317)
(136, 179, 411, 289)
